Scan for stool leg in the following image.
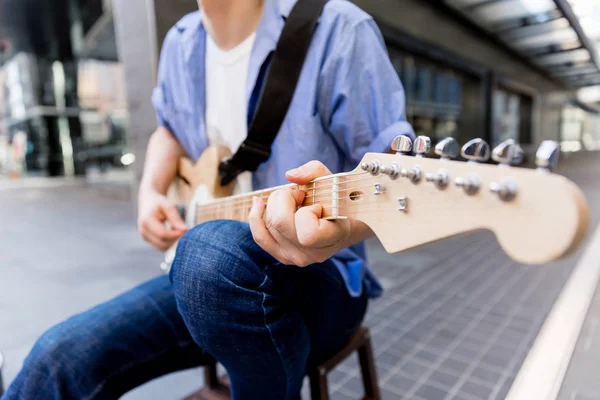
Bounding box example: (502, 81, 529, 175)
(358, 338, 381, 400)
(204, 359, 220, 389)
(309, 368, 329, 400)
(0, 350, 4, 397)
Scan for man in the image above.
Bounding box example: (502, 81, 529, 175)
(3, 0, 413, 399)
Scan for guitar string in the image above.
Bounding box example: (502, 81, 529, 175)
(194, 183, 381, 217)
(194, 190, 369, 222)
(189, 172, 374, 212)
(193, 188, 435, 223)
(193, 178, 392, 214)
(194, 199, 473, 224)
(193, 184, 482, 223)
(191, 177, 373, 213)
(195, 190, 374, 218)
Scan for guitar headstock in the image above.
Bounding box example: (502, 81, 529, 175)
(343, 136, 589, 264)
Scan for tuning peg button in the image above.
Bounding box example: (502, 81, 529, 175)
(455, 175, 480, 195)
(413, 136, 431, 158)
(536, 140, 559, 172)
(461, 139, 490, 163)
(492, 139, 523, 166)
(380, 163, 399, 179)
(489, 180, 518, 202)
(401, 166, 422, 183)
(435, 137, 459, 160)
(391, 135, 413, 155)
(360, 159, 381, 175)
(425, 169, 449, 189)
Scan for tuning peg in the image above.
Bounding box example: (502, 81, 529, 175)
(391, 135, 412, 155)
(413, 136, 431, 158)
(461, 139, 490, 163)
(425, 169, 450, 189)
(434, 137, 459, 160)
(489, 180, 518, 202)
(361, 159, 381, 175)
(492, 139, 524, 166)
(536, 140, 559, 172)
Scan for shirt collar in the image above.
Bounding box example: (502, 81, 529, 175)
(178, 0, 300, 106)
(246, 0, 296, 101)
(179, 0, 296, 62)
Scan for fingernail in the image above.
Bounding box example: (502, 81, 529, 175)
(286, 167, 300, 177)
(252, 196, 260, 206)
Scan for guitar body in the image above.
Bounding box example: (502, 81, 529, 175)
(168, 145, 235, 209)
(161, 146, 235, 272)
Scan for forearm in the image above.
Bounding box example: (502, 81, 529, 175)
(139, 127, 186, 197)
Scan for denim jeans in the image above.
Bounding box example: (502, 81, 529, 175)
(4, 221, 368, 400)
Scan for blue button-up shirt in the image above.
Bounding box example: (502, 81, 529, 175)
(152, 0, 414, 299)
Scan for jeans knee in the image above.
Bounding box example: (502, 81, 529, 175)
(170, 220, 270, 346)
(25, 322, 79, 381)
(171, 220, 267, 292)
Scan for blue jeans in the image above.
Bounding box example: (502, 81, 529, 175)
(4, 221, 368, 400)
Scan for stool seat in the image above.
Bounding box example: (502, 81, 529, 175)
(185, 326, 380, 400)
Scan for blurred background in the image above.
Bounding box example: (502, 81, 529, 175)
(1, 0, 600, 182)
(1, 1, 600, 399)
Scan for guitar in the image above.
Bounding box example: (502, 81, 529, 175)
(160, 136, 589, 272)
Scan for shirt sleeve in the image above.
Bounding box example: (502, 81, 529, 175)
(151, 28, 178, 133)
(317, 18, 415, 165)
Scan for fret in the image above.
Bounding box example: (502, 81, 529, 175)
(193, 173, 349, 226)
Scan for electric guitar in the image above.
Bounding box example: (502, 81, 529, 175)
(161, 135, 589, 272)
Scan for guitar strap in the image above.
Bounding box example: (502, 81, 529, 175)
(218, 0, 329, 186)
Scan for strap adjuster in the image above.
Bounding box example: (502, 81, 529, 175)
(218, 140, 272, 186)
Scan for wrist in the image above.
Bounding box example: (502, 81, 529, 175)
(139, 176, 166, 197)
(138, 181, 164, 208)
(345, 220, 374, 248)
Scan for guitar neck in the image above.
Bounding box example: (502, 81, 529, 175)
(194, 172, 354, 225)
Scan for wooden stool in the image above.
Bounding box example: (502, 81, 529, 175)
(184, 326, 380, 400)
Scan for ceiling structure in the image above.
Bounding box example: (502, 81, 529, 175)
(444, 0, 600, 88)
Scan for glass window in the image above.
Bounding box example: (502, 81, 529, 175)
(385, 46, 467, 142)
(416, 65, 432, 103)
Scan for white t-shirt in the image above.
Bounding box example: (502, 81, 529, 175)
(205, 31, 256, 195)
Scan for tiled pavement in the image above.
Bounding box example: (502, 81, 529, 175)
(327, 151, 600, 400)
(0, 152, 598, 400)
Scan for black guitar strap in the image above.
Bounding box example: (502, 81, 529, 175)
(218, 0, 329, 186)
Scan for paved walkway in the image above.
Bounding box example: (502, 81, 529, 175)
(0, 152, 598, 399)
(556, 153, 600, 400)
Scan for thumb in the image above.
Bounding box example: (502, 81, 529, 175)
(285, 161, 332, 185)
(162, 200, 187, 231)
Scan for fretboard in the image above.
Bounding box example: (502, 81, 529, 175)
(194, 172, 362, 225)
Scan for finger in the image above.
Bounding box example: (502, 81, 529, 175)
(141, 228, 175, 251)
(161, 201, 188, 231)
(288, 186, 306, 207)
(265, 189, 301, 243)
(285, 160, 332, 185)
(295, 204, 347, 248)
(248, 196, 287, 261)
(145, 217, 184, 241)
